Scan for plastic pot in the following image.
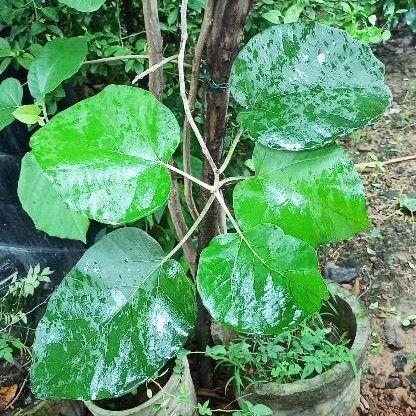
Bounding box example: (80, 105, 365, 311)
(239, 283, 370, 416)
(85, 358, 196, 416)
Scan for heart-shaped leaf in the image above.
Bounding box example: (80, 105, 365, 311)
(18, 153, 89, 242)
(28, 37, 88, 100)
(230, 23, 391, 150)
(234, 143, 368, 247)
(30, 85, 180, 225)
(31, 227, 196, 400)
(197, 224, 328, 334)
(58, 0, 106, 12)
(0, 78, 23, 131)
(12, 105, 42, 125)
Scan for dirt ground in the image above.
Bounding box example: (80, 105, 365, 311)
(320, 30, 416, 416)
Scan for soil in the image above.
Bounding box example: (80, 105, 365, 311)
(319, 29, 416, 416)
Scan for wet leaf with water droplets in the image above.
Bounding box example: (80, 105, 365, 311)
(18, 153, 89, 242)
(30, 227, 196, 400)
(234, 143, 369, 247)
(30, 85, 180, 225)
(196, 224, 328, 334)
(230, 23, 391, 150)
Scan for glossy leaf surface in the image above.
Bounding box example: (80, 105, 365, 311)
(234, 143, 368, 247)
(58, 0, 106, 12)
(197, 224, 327, 334)
(0, 78, 23, 130)
(28, 37, 88, 99)
(30, 85, 180, 225)
(230, 23, 391, 150)
(18, 153, 89, 242)
(31, 227, 196, 400)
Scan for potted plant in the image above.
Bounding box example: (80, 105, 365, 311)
(1, 0, 390, 414)
(205, 283, 370, 416)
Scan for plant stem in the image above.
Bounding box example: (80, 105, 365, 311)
(179, 0, 218, 176)
(182, 0, 215, 221)
(41, 103, 49, 123)
(215, 191, 245, 240)
(218, 176, 247, 187)
(132, 54, 178, 85)
(84, 54, 149, 64)
(141, 0, 198, 279)
(141, 0, 165, 98)
(168, 173, 197, 277)
(219, 128, 242, 174)
(196, 0, 254, 389)
(161, 194, 216, 264)
(162, 162, 214, 192)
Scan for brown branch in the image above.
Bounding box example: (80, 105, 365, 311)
(167, 171, 197, 278)
(132, 54, 178, 84)
(178, 2, 218, 175)
(196, 0, 254, 389)
(182, 0, 215, 220)
(142, 0, 197, 277)
(142, 0, 164, 99)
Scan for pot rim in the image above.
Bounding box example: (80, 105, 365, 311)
(251, 283, 370, 397)
(84, 357, 189, 416)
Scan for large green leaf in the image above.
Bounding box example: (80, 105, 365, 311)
(31, 227, 196, 400)
(30, 85, 180, 225)
(234, 143, 368, 247)
(230, 23, 391, 150)
(58, 0, 106, 12)
(18, 153, 89, 242)
(28, 37, 88, 100)
(197, 224, 328, 334)
(0, 78, 23, 130)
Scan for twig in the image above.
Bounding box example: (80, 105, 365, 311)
(162, 162, 214, 192)
(85, 54, 188, 68)
(167, 171, 197, 278)
(218, 190, 227, 233)
(161, 194, 216, 264)
(84, 54, 148, 65)
(355, 154, 416, 171)
(4, 377, 28, 411)
(219, 129, 242, 174)
(179, 0, 218, 176)
(183, 0, 215, 220)
(219, 176, 247, 187)
(215, 192, 245, 241)
(132, 55, 178, 84)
